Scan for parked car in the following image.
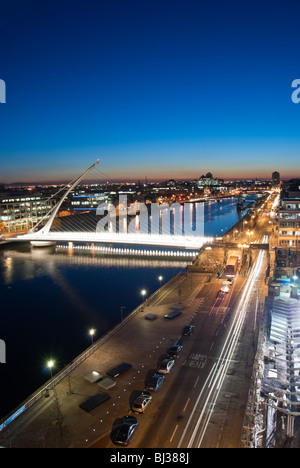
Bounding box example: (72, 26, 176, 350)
(145, 373, 165, 392)
(112, 416, 139, 446)
(164, 310, 182, 319)
(132, 392, 152, 414)
(158, 358, 175, 375)
(167, 344, 183, 359)
(182, 325, 195, 336)
(107, 362, 132, 378)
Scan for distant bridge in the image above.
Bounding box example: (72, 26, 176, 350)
(5, 160, 213, 252)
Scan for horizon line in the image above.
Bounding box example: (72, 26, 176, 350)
(0, 176, 293, 187)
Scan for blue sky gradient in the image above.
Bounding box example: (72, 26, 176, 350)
(0, 0, 300, 183)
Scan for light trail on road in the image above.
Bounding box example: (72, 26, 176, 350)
(178, 237, 268, 448)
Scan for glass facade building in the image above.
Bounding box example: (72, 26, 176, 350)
(0, 195, 56, 233)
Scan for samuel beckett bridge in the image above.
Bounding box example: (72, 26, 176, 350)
(6, 160, 213, 256)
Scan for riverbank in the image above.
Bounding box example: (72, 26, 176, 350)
(0, 268, 209, 448)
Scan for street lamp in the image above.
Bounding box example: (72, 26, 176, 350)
(46, 359, 63, 427)
(47, 360, 55, 379)
(89, 328, 96, 344)
(141, 289, 147, 310)
(120, 306, 125, 322)
(141, 289, 147, 299)
(158, 276, 163, 287)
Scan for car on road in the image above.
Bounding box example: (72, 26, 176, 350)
(131, 391, 152, 413)
(221, 281, 230, 293)
(157, 358, 175, 375)
(182, 325, 195, 336)
(112, 416, 139, 446)
(145, 373, 165, 392)
(167, 344, 183, 359)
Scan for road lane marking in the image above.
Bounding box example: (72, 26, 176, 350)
(183, 397, 190, 413)
(178, 250, 267, 448)
(185, 353, 207, 369)
(170, 424, 179, 443)
(194, 376, 200, 388)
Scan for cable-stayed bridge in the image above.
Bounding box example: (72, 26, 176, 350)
(4, 160, 213, 252)
(17, 231, 210, 250)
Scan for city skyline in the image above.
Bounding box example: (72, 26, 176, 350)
(0, 0, 300, 183)
(0, 167, 284, 187)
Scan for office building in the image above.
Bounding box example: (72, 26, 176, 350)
(0, 194, 56, 233)
(272, 171, 280, 186)
(278, 179, 300, 249)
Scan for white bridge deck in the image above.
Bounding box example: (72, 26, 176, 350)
(11, 231, 213, 250)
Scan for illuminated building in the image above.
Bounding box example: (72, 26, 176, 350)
(278, 179, 300, 250)
(0, 195, 56, 233)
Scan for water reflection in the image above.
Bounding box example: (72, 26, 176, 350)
(1, 246, 191, 285)
(0, 244, 188, 419)
(51, 197, 243, 238)
(204, 198, 243, 236)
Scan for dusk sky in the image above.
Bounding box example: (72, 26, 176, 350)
(0, 0, 300, 183)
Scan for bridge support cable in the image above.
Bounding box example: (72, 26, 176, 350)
(12, 159, 214, 249)
(39, 160, 100, 235)
(26, 160, 99, 235)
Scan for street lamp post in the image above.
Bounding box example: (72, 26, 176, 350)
(141, 289, 147, 309)
(158, 276, 163, 287)
(46, 359, 63, 433)
(141, 289, 147, 299)
(120, 306, 125, 322)
(89, 328, 96, 345)
(47, 360, 54, 380)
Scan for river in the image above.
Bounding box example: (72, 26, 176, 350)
(0, 197, 247, 419)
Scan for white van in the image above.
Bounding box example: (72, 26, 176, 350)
(221, 281, 230, 293)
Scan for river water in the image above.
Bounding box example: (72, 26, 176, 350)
(0, 197, 246, 419)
